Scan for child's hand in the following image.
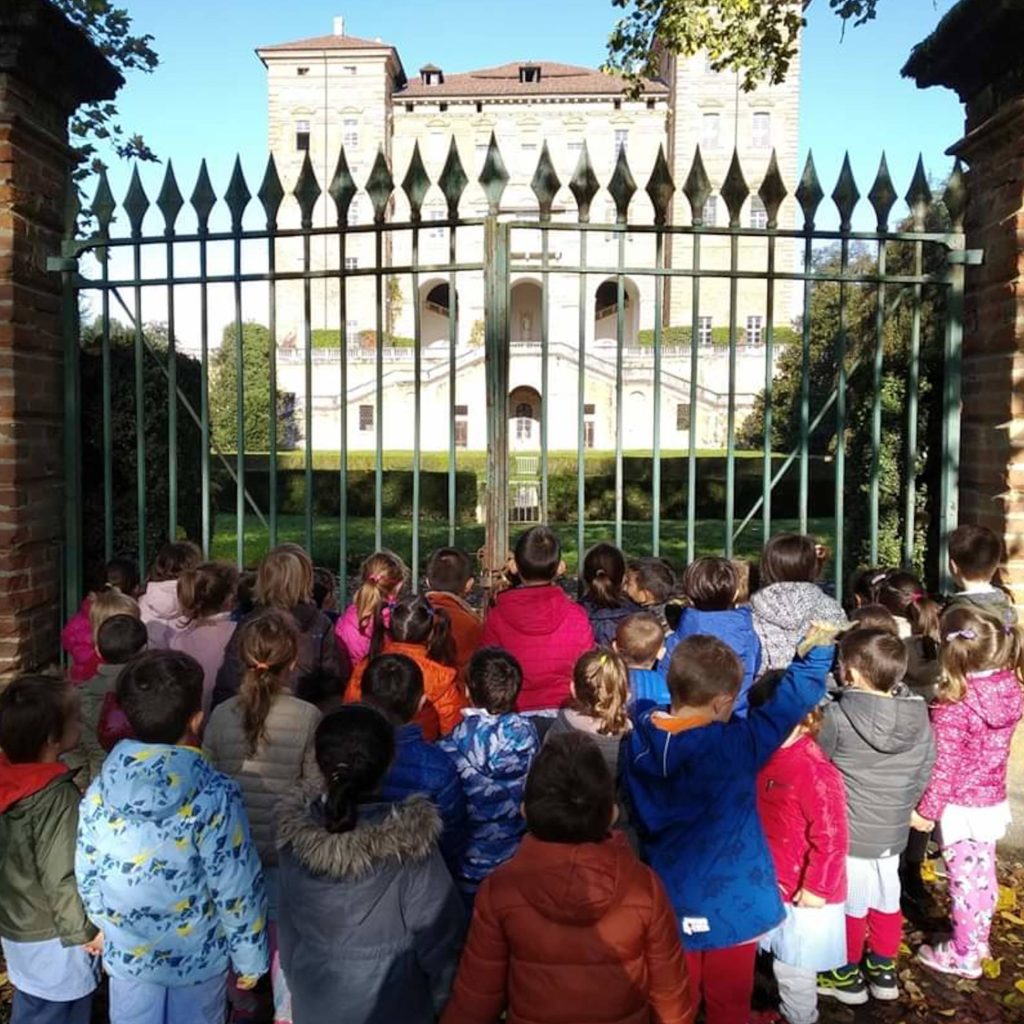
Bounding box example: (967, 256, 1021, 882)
(82, 932, 104, 957)
(910, 811, 934, 832)
(797, 621, 845, 657)
(793, 889, 826, 909)
(236, 975, 260, 991)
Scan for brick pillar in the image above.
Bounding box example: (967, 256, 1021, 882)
(0, 0, 121, 674)
(905, 0, 1024, 606)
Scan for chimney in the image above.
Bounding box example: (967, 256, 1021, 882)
(333, 16, 345, 36)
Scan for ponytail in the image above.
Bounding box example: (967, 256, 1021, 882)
(390, 596, 456, 667)
(177, 562, 239, 624)
(874, 570, 941, 658)
(582, 543, 627, 610)
(354, 551, 407, 657)
(939, 605, 1024, 704)
(572, 648, 630, 736)
(236, 608, 298, 755)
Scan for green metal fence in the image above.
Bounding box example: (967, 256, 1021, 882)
(55, 136, 970, 616)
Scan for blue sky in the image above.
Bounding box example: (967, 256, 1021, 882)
(103, 0, 963, 231)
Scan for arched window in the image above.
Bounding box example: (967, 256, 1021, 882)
(515, 401, 534, 441)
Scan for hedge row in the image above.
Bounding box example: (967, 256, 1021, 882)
(636, 325, 800, 347)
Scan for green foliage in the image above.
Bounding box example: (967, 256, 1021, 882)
(636, 325, 799, 347)
(309, 330, 415, 349)
(210, 322, 298, 452)
(606, 0, 882, 95)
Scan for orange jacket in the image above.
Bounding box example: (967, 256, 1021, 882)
(425, 591, 483, 678)
(441, 832, 693, 1024)
(346, 640, 467, 737)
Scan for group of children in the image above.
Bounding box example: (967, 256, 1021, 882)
(0, 522, 1021, 1024)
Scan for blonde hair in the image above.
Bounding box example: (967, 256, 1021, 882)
(255, 545, 314, 610)
(177, 562, 239, 623)
(572, 648, 630, 736)
(89, 586, 141, 643)
(237, 608, 298, 755)
(939, 605, 1024, 704)
(355, 551, 407, 657)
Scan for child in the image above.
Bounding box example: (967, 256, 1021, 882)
(276, 705, 465, 1024)
(77, 614, 148, 785)
(816, 629, 935, 1005)
(62, 558, 139, 683)
(873, 570, 942, 701)
(76, 650, 268, 1024)
(847, 567, 887, 613)
(441, 732, 692, 1024)
(480, 526, 594, 724)
(335, 550, 406, 664)
(946, 524, 1017, 625)
(665, 557, 761, 717)
(616, 611, 670, 706)
(312, 566, 340, 624)
(750, 672, 848, 1024)
(347, 595, 466, 737)
(848, 604, 900, 635)
(579, 542, 641, 645)
(914, 607, 1024, 978)
(424, 547, 483, 677)
(750, 534, 847, 671)
(88, 585, 141, 648)
(295, 667, 345, 716)
(440, 647, 539, 901)
(624, 631, 836, 1024)
(169, 561, 239, 720)
(138, 540, 202, 648)
(361, 652, 468, 871)
(625, 556, 678, 635)
(0, 676, 101, 1024)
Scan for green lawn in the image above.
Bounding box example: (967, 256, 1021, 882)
(211, 515, 836, 577)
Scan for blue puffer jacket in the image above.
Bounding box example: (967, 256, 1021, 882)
(629, 667, 670, 708)
(76, 741, 268, 986)
(378, 723, 468, 871)
(661, 606, 761, 717)
(624, 644, 833, 952)
(439, 710, 538, 893)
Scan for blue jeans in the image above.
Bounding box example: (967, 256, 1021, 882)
(11, 990, 92, 1024)
(109, 973, 227, 1024)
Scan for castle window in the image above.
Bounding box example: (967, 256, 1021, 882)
(750, 197, 768, 230)
(295, 120, 310, 152)
(359, 405, 374, 431)
(676, 403, 692, 431)
(345, 257, 359, 271)
(519, 65, 541, 84)
(342, 118, 359, 151)
(698, 316, 713, 346)
(614, 129, 629, 155)
(701, 196, 718, 227)
(297, 67, 310, 76)
(752, 111, 771, 149)
(454, 404, 469, 448)
(701, 112, 720, 150)
(746, 315, 764, 345)
(420, 65, 444, 87)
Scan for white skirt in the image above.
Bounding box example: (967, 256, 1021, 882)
(845, 854, 901, 916)
(760, 902, 848, 971)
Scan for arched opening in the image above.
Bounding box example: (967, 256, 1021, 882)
(593, 277, 640, 345)
(419, 279, 459, 346)
(510, 279, 543, 343)
(508, 384, 541, 449)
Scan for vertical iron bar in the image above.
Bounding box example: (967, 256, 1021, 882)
(834, 237, 850, 591)
(652, 229, 664, 555)
(614, 229, 626, 551)
(61, 259, 83, 622)
(687, 234, 702, 561)
(302, 231, 314, 554)
(902, 240, 923, 567)
(939, 245, 965, 593)
(576, 229, 588, 595)
(338, 222, 349, 595)
(762, 234, 777, 541)
(267, 223, 278, 550)
(869, 240, 886, 564)
(198, 235, 211, 556)
(799, 234, 813, 534)
(132, 233, 147, 574)
(100, 258, 113, 561)
(412, 238, 422, 591)
(447, 231, 458, 546)
(724, 232, 739, 558)
(540, 224, 550, 521)
(165, 237, 178, 539)
(375, 226, 384, 551)
(234, 230, 245, 568)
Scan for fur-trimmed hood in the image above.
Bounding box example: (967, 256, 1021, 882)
(276, 793, 442, 881)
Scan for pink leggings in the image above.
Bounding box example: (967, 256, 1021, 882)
(945, 839, 998, 957)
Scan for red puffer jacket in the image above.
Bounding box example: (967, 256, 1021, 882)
(441, 832, 693, 1024)
(757, 734, 848, 904)
(480, 586, 595, 713)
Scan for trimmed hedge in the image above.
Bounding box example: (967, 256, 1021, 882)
(310, 329, 414, 349)
(637, 325, 800, 347)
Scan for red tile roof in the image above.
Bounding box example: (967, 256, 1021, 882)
(258, 33, 396, 52)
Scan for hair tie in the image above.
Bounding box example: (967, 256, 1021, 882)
(367, 572, 382, 585)
(329, 764, 350, 785)
(252, 660, 271, 671)
(870, 572, 888, 586)
(1004, 625, 1014, 636)
(945, 629, 976, 642)
(598, 653, 608, 666)
(910, 591, 924, 604)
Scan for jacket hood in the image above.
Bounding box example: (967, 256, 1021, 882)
(832, 687, 929, 755)
(449, 710, 537, 778)
(963, 669, 1024, 729)
(139, 579, 181, 621)
(514, 834, 633, 925)
(750, 582, 837, 630)
(493, 585, 573, 636)
(96, 741, 212, 822)
(276, 793, 440, 881)
(0, 757, 67, 814)
(290, 601, 327, 634)
(580, 597, 640, 623)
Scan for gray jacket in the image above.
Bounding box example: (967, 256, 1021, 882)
(750, 582, 847, 672)
(818, 685, 936, 859)
(203, 694, 321, 865)
(276, 794, 466, 1024)
(75, 663, 124, 785)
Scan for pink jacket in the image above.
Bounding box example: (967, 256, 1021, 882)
(62, 597, 98, 683)
(168, 613, 237, 720)
(918, 668, 1024, 820)
(138, 579, 187, 649)
(480, 585, 595, 713)
(334, 602, 391, 665)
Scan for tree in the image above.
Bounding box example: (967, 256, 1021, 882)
(54, 0, 158, 178)
(606, 0, 883, 94)
(210, 322, 298, 452)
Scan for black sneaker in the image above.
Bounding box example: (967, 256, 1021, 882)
(864, 954, 899, 1001)
(817, 964, 869, 1006)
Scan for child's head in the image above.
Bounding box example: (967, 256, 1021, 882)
(177, 561, 238, 623)
(625, 556, 676, 606)
(316, 704, 395, 834)
(581, 542, 627, 609)
(940, 606, 1024, 702)
(235, 570, 258, 618)
(117, 650, 204, 745)
(361, 653, 425, 725)
(760, 533, 821, 586)
(949, 524, 1003, 586)
(731, 559, 755, 604)
(467, 647, 522, 715)
(571, 649, 630, 736)
(256, 545, 314, 611)
(97, 614, 148, 666)
(666, 635, 743, 719)
(511, 525, 563, 584)
(425, 547, 474, 596)
(0, 675, 79, 762)
(838, 628, 908, 694)
(105, 557, 139, 597)
(236, 608, 299, 754)
(525, 731, 614, 843)
(312, 566, 338, 612)
(354, 550, 407, 656)
(848, 567, 887, 609)
(682, 556, 738, 612)
(89, 585, 141, 643)
(614, 612, 666, 668)
(389, 595, 455, 666)
(873, 570, 940, 644)
(147, 541, 202, 583)
(748, 668, 822, 738)
(295, 667, 343, 711)
(848, 604, 900, 636)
